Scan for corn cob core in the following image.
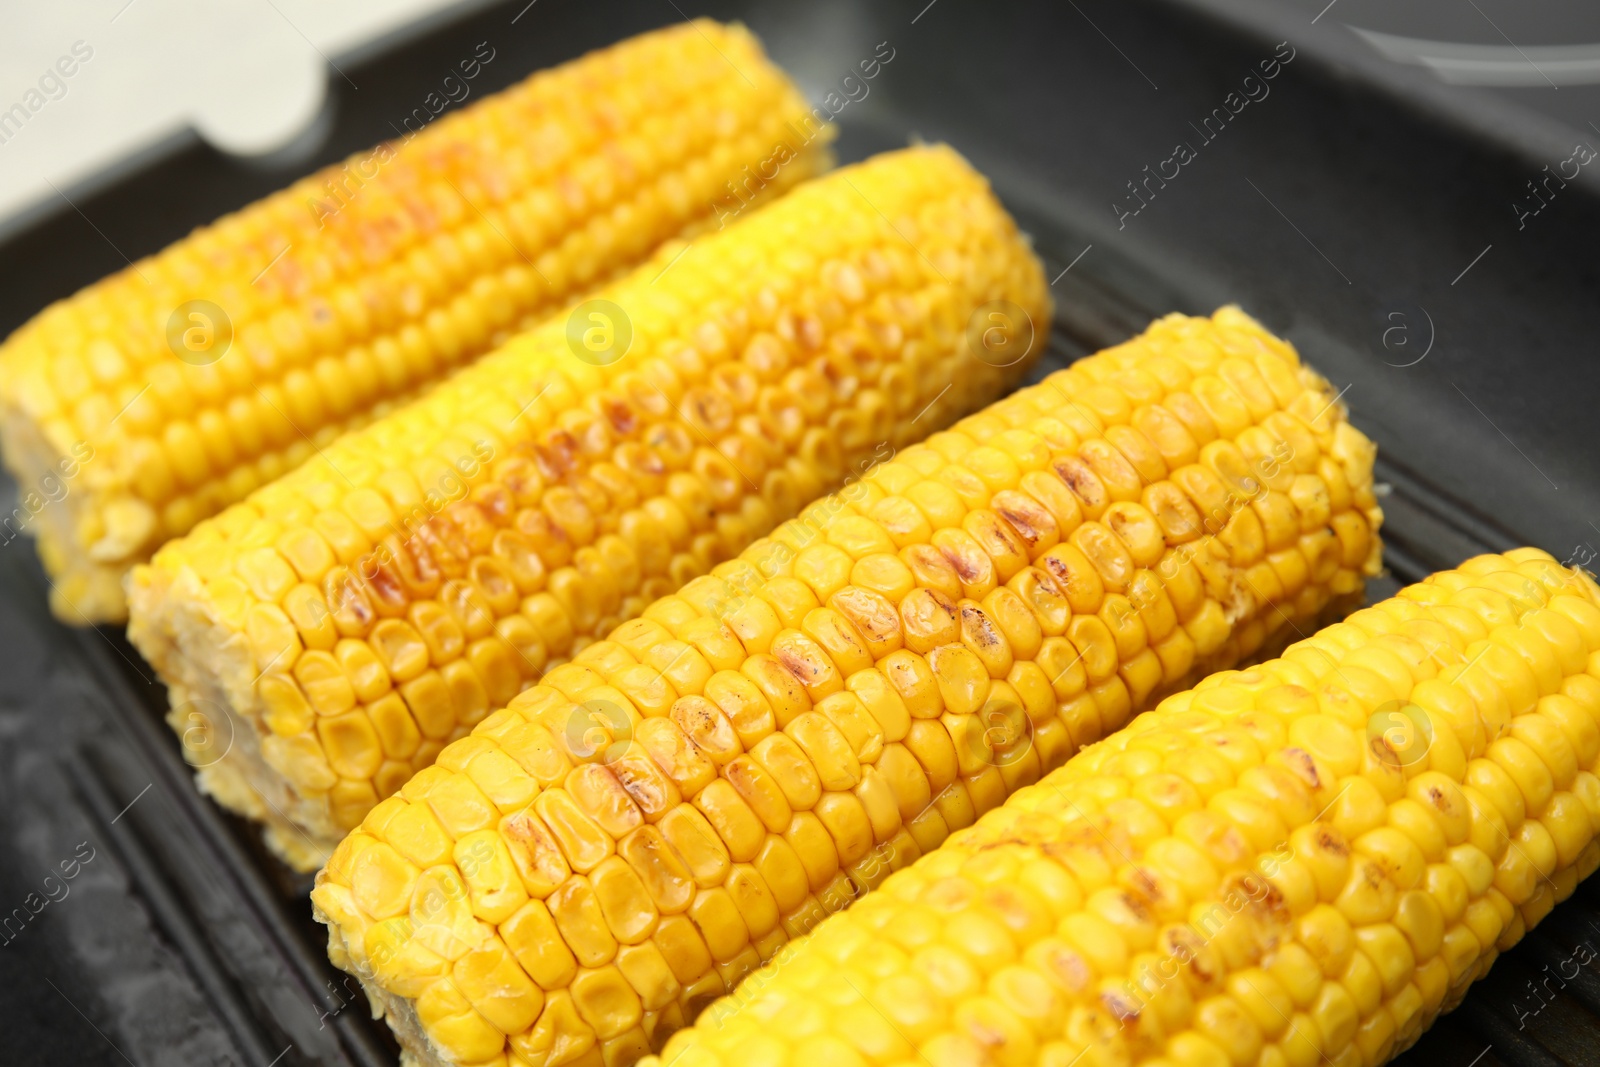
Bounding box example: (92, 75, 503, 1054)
(309, 307, 1380, 1067)
(645, 548, 1600, 1067)
(129, 145, 1051, 870)
(0, 19, 829, 623)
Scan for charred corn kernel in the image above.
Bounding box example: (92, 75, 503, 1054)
(134, 144, 1051, 869)
(649, 551, 1600, 1067)
(316, 308, 1379, 1065)
(5, 21, 834, 624)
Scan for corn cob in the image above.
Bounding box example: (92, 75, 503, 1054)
(0, 20, 831, 623)
(308, 306, 1382, 1067)
(128, 144, 1052, 871)
(648, 548, 1600, 1067)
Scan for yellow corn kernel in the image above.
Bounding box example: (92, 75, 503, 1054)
(415, 977, 504, 1063)
(453, 936, 545, 1035)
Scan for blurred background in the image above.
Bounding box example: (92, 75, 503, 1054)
(4, 0, 1599, 233)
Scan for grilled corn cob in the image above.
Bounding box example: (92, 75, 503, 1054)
(649, 548, 1600, 1067)
(129, 144, 1051, 871)
(0, 20, 830, 623)
(309, 306, 1381, 1066)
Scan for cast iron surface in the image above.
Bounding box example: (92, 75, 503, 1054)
(2, 1, 1598, 1064)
